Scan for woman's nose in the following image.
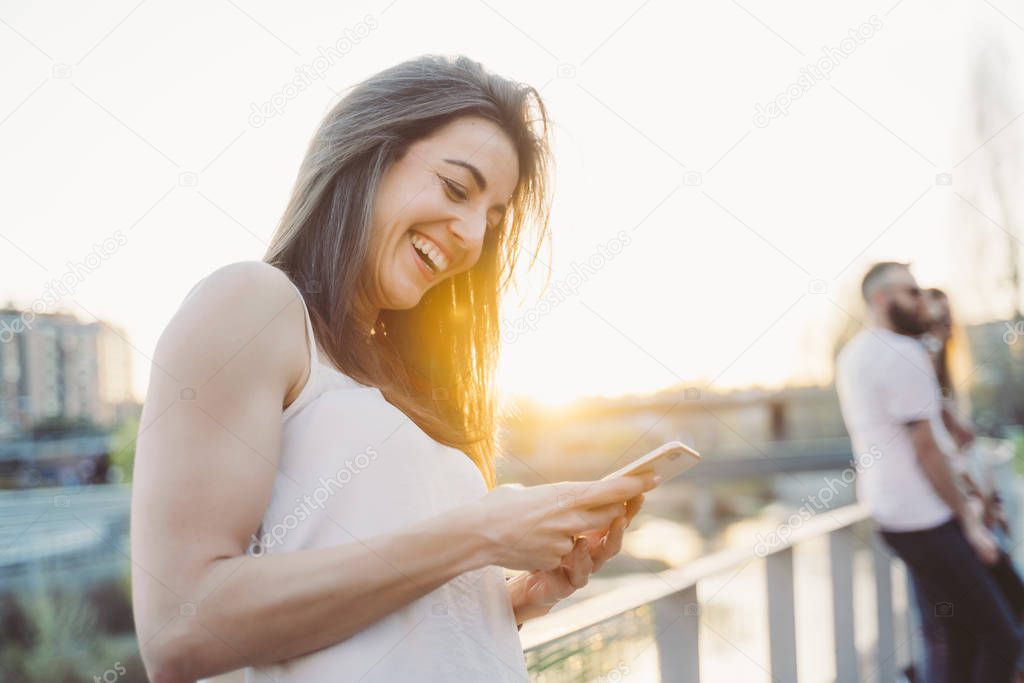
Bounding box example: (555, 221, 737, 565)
(449, 210, 487, 248)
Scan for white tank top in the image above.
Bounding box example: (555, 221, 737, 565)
(240, 272, 529, 682)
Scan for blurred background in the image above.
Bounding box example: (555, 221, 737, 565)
(2, 0, 1024, 681)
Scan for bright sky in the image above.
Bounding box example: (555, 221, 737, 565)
(2, 0, 1023, 405)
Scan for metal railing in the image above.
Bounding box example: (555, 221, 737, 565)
(520, 503, 912, 683)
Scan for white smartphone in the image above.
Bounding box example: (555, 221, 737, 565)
(601, 440, 702, 483)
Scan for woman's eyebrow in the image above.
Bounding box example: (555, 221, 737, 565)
(443, 158, 487, 190)
(442, 157, 508, 215)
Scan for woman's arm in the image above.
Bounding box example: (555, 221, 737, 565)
(130, 262, 495, 682)
(132, 261, 654, 682)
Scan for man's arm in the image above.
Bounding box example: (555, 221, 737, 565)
(908, 419, 998, 564)
(908, 419, 967, 517)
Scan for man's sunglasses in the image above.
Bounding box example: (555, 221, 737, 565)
(889, 285, 922, 298)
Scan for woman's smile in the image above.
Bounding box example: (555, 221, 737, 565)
(406, 229, 452, 283)
(407, 230, 437, 283)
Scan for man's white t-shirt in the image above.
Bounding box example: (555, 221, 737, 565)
(835, 327, 957, 531)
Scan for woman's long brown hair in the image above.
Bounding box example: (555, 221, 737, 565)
(263, 54, 554, 488)
(925, 288, 955, 398)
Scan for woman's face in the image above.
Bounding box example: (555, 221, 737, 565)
(363, 115, 520, 312)
(927, 296, 952, 342)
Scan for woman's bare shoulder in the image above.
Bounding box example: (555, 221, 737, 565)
(183, 260, 296, 302)
(153, 260, 308, 392)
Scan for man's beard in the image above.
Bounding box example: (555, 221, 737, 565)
(888, 300, 929, 336)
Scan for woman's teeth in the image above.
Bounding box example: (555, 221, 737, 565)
(410, 233, 448, 273)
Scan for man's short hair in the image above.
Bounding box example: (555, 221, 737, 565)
(861, 261, 910, 302)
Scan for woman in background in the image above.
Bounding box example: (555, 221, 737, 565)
(923, 287, 1024, 682)
(922, 289, 976, 451)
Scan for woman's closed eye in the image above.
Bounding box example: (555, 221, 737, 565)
(439, 175, 468, 201)
(439, 174, 496, 232)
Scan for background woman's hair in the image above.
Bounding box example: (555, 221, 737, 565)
(925, 287, 954, 397)
(263, 54, 554, 488)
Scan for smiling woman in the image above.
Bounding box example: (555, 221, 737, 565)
(129, 53, 660, 683)
(262, 56, 551, 488)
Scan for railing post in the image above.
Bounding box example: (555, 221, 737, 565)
(871, 534, 897, 683)
(652, 584, 700, 683)
(766, 547, 798, 683)
(905, 568, 925, 678)
(830, 526, 859, 682)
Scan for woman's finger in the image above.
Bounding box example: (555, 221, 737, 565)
(567, 538, 593, 588)
(604, 517, 626, 556)
(624, 494, 644, 527)
(571, 502, 626, 533)
(571, 474, 659, 508)
(592, 516, 626, 571)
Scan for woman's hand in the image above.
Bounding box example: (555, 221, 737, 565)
(473, 474, 659, 573)
(577, 492, 645, 571)
(963, 496, 1000, 566)
(507, 492, 647, 624)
